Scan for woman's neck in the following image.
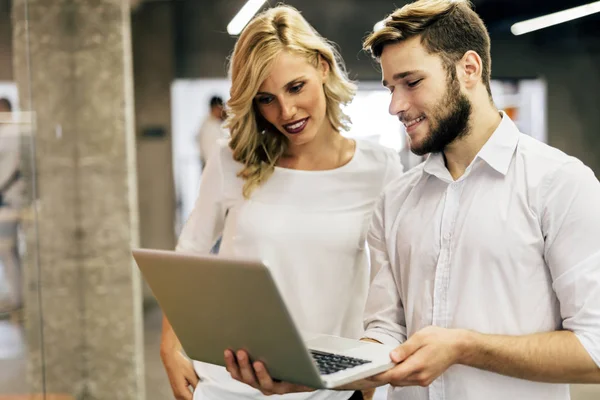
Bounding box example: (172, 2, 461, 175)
(279, 127, 355, 171)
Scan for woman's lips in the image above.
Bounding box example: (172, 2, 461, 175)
(283, 118, 309, 134)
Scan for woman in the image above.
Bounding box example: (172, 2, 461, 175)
(160, 5, 403, 400)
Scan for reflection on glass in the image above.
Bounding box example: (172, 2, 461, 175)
(0, 96, 40, 395)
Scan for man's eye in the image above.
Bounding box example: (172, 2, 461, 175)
(407, 79, 423, 88)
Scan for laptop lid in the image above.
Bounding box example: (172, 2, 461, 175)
(132, 248, 325, 388)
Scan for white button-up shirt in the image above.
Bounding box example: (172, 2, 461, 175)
(363, 114, 600, 400)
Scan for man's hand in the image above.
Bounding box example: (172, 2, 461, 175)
(224, 349, 317, 396)
(370, 326, 466, 387)
(161, 350, 200, 400)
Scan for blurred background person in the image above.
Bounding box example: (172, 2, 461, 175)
(196, 95, 229, 170)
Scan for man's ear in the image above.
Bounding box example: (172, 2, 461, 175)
(459, 50, 483, 89)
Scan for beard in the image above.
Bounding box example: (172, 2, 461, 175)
(409, 73, 472, 156)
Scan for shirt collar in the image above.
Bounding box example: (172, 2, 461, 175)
(422, 111, 520, 181)
(476, 111, 520, 176)
(422, 152, 451, 182)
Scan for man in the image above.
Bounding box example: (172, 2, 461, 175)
(224, 1, 600, 399)
(358, 0, 600, 398)
(196, 95, 228, 170)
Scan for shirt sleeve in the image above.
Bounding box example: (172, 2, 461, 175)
(363, 193, 407, 347)
(176, 144, 227, 254)
(542, 160, 600, 367)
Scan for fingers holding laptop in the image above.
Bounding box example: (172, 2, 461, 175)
(225, 349, 316, 396)
(224, 350, 258, 388)
(368, 326, 464, 388)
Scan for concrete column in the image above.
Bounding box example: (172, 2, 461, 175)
(12, 1, 144, 399)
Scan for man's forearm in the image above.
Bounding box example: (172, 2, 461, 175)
(460, 329, 600, 383)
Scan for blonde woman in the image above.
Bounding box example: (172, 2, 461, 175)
(160, 5, 403, 400)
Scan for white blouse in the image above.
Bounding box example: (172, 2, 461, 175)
(177, 139, 403, 400)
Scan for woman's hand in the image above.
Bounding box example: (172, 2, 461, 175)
(224, 349, 316, 396)
(161, 350, 200, 400)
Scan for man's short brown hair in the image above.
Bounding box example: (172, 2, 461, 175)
(364, 0, 492, 96)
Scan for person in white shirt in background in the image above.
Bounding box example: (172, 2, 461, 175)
(227, 0, 600, 399)
(160, 5, 403, 400)
(0, 98, 24, 313)
(196, 95, 228, 170)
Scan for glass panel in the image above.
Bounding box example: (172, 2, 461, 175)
(0, 0, 44, 397)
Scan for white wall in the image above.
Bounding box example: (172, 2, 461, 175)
(0, 82, 19, 110)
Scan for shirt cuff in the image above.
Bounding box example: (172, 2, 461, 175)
(363, 329, 404, 348)
(574, 331, 600, 368)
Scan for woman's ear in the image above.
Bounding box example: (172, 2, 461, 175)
(318, 54, 330, 82)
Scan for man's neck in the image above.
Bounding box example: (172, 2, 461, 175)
(443, 105, 502, 181)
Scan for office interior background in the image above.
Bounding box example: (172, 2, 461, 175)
(0, 0, 599, 399)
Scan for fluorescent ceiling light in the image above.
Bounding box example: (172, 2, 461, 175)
(511, 1, 600, 35)
(227, 0, 267, 35)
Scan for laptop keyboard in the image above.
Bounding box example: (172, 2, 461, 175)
(310, 350, 371, 375)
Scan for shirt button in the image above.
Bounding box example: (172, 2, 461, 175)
(444, 232, 452, 240)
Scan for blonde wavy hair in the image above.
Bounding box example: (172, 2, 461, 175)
(225, 5, 356, 198)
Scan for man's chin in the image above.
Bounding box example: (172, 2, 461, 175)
(407, 131, 431, 155)
(408, 141, 429, 156)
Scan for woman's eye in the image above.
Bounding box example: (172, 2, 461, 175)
(407, 79, 423, 88)
(257, 96, 273, 105)
(290, 83, 304, 93)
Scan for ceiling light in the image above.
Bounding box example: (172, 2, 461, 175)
(373, 20, 386, 32)
(227, 0, 267, 36)
(511, 1, 600, 35)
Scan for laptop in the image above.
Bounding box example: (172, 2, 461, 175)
(132, 248, 396, 389)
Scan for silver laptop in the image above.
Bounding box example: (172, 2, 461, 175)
(132, 248, 396, 389)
